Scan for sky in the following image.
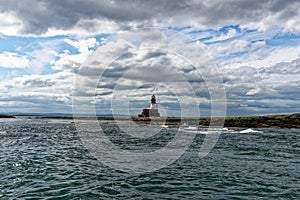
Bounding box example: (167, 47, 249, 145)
(0, 0, 300, 117)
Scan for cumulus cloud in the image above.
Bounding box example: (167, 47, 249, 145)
(52, 37, 100, 73)
(64, 38, 99, 53)
(70, 29, 225, 117)
(260, 58, 300, 75)
(0, 0, 299, 116)
(245, 88, 262, 96)
(1, 72, 71, 89)
(0, 51, 30, 68)
(0, 0, 299, 36)
(0, 12, 23, 35)
(0, 71, 74, 113)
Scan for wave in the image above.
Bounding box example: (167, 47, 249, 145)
(0, 131, 8, 135)
(179, 127, 232, 134)
(239, 128, 263, 133)
(184, 126, 197, 130)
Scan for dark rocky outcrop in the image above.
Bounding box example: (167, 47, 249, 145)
(222, 113, 300, 128)
(0, 114, 15, 118)
(132, 113, 300, 128)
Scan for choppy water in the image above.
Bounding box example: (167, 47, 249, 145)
(0, 118, 299, 199)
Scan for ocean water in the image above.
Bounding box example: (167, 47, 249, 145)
(0, 118, 299, 199)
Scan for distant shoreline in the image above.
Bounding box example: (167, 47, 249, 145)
(0, 114, 15, 118)
(1, 113, 299, 128)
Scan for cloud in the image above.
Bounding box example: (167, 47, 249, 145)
(69, 29, 226, 117)
(212, 39, 300, 73)
(27, 47, 58, 74)
(0, 51, 30, 68)
(245, 88, 262, 96)
(51, 37, 100, 73)
(0, 71, 74, 113)
(0, 11, 23, 35)
(64, 37, 99, 53)
(1, 72, 72, 89)
(0, 1, 299, 116)
(260, 58, 300, 75)
(0, 0, 299, 36)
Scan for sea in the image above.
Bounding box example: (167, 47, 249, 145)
(0, 118, 299, 199)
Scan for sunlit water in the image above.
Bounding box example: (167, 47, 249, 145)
(0, 118, 299, 199)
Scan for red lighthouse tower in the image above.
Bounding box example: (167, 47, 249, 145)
(139, 95, 160, 117)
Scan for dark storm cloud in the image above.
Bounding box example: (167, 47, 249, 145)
(0, 0, 299, 34)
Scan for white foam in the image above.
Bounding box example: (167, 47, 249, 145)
(179, 128, 221, 135)
(0, 131, 7, 135)
(185, 126, 197, 130)
(198, 131, 218, 135)
(240, 128, 263, 133)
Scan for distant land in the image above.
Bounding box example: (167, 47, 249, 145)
(1, 113, 300, 128)
(0, 114, 15, 118)
(132, 113, 300, 128)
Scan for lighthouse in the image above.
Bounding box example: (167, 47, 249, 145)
(139, 95, 160, 117)
(150, 95, 158, 109)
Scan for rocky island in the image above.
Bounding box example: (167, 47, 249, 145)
(0, 114, 15, 118)
(132, 113, 300, 128)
